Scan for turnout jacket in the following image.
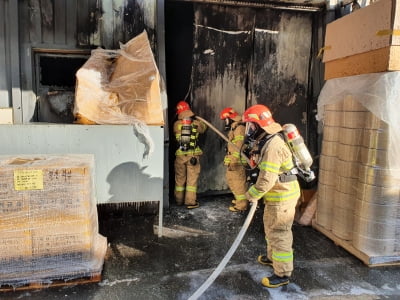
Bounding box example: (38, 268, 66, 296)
(173, 109, 207, 156)
(245, 134, 300, 203)
(224, 121, 246, 165)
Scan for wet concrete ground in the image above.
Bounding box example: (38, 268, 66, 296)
(2, 194, 400, 299)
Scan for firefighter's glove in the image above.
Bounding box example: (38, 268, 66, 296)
(245, 191, 258, 203)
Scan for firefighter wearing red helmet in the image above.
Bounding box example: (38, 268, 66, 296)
(242, 104, 300, 288)
(173, 101, 207, 209)
(219, 107, 248, 212)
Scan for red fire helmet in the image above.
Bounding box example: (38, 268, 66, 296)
(219, 107, 238, 120)
(176, 101, 190, 114)
(242, 104, 275, 127)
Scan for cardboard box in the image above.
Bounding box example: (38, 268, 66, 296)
(295, 189, 317, 226)
(0, 108, 13, 124)
(31, 219, 93, 258)
(0, 155, 107, 285)
(323, 0, 400, 79)
(0, 156, 94, 222)
(0, 230, 31, 260)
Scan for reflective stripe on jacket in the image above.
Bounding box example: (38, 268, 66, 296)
(173, 110, 207, 156)
(246, 135, 300, 202)
(225, 121, 246, 164)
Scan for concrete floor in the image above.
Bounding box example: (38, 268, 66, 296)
(2, 194, 400, 299)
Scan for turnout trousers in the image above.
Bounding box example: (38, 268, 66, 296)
(226, 164, 248, 210)
(174, 154, 201, 206)
(263, 197, 297, 277)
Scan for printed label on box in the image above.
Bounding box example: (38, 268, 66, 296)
(14, 170, 44, 190)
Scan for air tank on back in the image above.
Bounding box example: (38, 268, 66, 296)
(282, 123, 313, 172)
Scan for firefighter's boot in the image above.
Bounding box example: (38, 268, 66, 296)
(186, 202, 199, 209)
(229, 199, 248, 212)
(261, 274, 289, 288)
(257, 255, 273, 267)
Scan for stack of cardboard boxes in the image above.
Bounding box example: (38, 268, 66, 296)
(0, 154, 107, 286)
(316, 0, 400, 262)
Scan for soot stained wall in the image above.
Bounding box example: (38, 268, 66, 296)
(169, 4, 314, 193)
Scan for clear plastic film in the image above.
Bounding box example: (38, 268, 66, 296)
(74, 31, 165, 158)
(317, 71, 400, 179)
(317, 72, 400, 257)
(0, 154, 107, 287)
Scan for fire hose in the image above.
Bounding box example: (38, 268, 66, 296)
(188, 203, 257, 300)
(187, 116, 257, 300)
(194, 115, 252, 166)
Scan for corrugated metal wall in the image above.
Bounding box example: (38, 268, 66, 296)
(0, 0, 9, 107)
(0, 1, 19, 115)
(0, 0, 157, 123)
(188, 4, 316, 192)
(20, 0, 156, 49)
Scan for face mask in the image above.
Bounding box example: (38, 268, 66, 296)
(224, 118, 233, 131)
(245, 122, 258, 140)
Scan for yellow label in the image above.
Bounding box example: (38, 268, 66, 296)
(14, 170, 44, 190)
(376, 29, 400, 36)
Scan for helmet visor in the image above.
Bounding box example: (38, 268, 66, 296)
(224, 118, 231, 131)
(245, 122, 258, 139)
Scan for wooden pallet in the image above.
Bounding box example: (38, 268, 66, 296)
(312, 220, 400, 267)
(0, 273, 101, 292)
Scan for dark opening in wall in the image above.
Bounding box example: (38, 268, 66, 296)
(33, 52, 89, 123)
(39, 55, 88, 88)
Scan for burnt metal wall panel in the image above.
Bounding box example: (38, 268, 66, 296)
(21, 0, 156, 54)
(191, 4, 254, 191)
(16, 0, 156, 58)
(41, 0, 54, 44)
(249, 10, 312, 137)
(100, 0, 156, 49)
(309, 12, 325, 162)
(66, 1, 77, 45)
(189, 4, 313, 192)
(76, 0, 91, 46)
(29, 0, 42, 44)
(54, 0, 66, 44)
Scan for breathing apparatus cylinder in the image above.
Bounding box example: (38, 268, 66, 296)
(282, 124, 313, 172)
(180, 117, 192, 151)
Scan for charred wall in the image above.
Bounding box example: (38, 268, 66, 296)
(166, 2, 323, 194)
(15, 0, 156, 123)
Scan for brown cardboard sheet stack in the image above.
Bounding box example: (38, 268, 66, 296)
(317, 97, 367, 240)
(318, 95, 400, 256)
(317, 0, 400, 260)
(353, 118, 400, 256)
(323, 0, 400, 80)
(0, 154, 107, 287)
(74, 31, 164, 126)
(317, 101, 341, 231)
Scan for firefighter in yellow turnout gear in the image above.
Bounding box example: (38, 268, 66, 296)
(242, 104, 300, 288)
(219, 107, 249, 212)
(173, 101, 207, 209)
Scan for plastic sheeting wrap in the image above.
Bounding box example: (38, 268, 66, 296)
(317, 72, 400, 257)
(0, 154, 107, 287)
(74, 30, 165, 158)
